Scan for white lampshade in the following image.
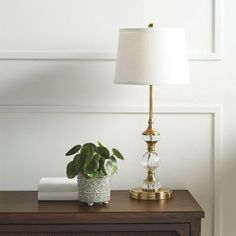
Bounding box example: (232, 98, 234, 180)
(114, 28, 190, 85)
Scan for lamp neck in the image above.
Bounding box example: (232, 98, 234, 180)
(148, 85, 153, 128)
(142, 85, 160, 151)
(143, 85, 155, 135)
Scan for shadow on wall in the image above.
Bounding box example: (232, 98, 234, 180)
(0, 60, 118, 106)
(0, 59, 147, 190)
(221, 145, 236, 236)
(0, 60, 122, 188)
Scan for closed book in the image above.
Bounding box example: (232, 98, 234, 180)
(38, 192, 78, 201)
(38, 177, 77, 192)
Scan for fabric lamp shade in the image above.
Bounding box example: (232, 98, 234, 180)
(114, 28, 190, 85)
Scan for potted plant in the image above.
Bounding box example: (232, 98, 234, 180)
(66, 142, 124, 206)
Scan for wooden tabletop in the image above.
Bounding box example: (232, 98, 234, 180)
(0, 190, 204, 224)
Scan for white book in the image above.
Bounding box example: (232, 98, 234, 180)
(38, 177, 77, 192)
(38, 192, 78, 201)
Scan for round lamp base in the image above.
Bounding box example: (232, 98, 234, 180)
(130, 188, 173, 200)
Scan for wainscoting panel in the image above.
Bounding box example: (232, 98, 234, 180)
(0, 105, 221, 236)
(0, 0, 222, 60)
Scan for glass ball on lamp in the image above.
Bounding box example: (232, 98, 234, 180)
(142, 150, 159, 170)
(141, 150, 161, 190)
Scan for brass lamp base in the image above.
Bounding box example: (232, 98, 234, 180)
(130, 188, 173, 200)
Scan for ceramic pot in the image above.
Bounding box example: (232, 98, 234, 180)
(77, 173, 111, 206)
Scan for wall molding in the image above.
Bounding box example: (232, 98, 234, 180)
(189, 0, 222, 60)
(0, 0, 222, 61)
(0, 104, 221, 114)
(0, 104, 222, 236)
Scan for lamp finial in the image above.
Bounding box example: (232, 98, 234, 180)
(148, 23, 154, 28)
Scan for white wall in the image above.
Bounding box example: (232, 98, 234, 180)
(0, 0, 235, 236)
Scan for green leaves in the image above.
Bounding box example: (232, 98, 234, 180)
(102, 159, 118, 176)
(65, 145, 81, 156)
(66, 160, 80, 178)
(84, 159, 99, 175)
(109, 156, 117, 163)
(73, 154, 80, 162)
(96, 146, 110, 159)
(65, 142, 124, 179)
(93, 153, 102, 162)
(97, 141, 104, 147)
(80, 143, 96, 161)
(112, 148, 124, 160)
(81, 143, 96, 156)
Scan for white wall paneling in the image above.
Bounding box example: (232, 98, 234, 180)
(0, 105, 221, 236)
(0, 0, 222, 60)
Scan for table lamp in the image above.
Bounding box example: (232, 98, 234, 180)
(114, 24, 190, 200)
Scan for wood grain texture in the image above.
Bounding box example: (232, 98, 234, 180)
(0, 233, 180, 236)
(0, 190, 204, 212)
(0, 190, 204, 236)
(0, 223, 190, 233)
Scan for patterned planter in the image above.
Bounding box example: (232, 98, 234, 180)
(77, 173, 111, 206)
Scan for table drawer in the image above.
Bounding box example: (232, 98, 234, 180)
(0, 223, 190, 236)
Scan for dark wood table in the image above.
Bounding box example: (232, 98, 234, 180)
(0, 190, 204, 236)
